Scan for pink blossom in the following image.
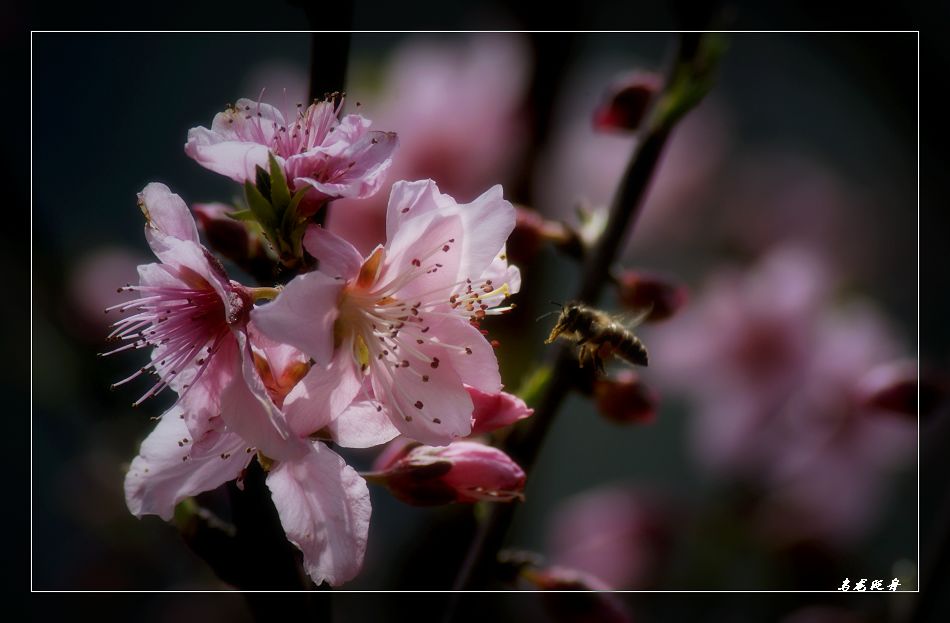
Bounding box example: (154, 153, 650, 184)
(327, 34, 529, 253)
(185, 97, 397, 206)
(253, 179, 520, 446)
(124, 325, 371, 586)
(374, 441, 526, 505)
(103, 183, 293, 462)
(647, 247, 914, 543)
(546, 486, 672, 589)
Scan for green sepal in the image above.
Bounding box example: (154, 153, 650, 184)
(268, 152, 292, 212)
(226, 209, 257, 222)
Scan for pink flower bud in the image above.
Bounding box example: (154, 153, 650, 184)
(468, 386, 534, 435)
(592, 370, 658, 425)
(379, 441, 526, 506)
(616, 270, 688, 322)
(593, 71, 663, 133)
(856, 359, 944, 420)
(509, 206, 576, 263)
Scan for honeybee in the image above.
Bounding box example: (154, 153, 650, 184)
(544, 302, 649, 371)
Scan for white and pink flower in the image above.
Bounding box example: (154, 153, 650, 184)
(185, 97, 397, 207)
(103, 184, 290, 457)
(253, 179, 520, 446)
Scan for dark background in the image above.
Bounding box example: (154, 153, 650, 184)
(23, 2, 945, 622)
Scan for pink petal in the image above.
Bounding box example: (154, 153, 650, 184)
(469, 387, 533, 435)
(282, 346, 362, 438)
(294, 131, 398, 200)
(185, 128, 277, 184)
(326, 398, 401, 448)
(371, 346, 474, 445)
(124, 405, 251, 521)
(379, 211, 464, 303)
(138, 183, 200, 245)
(429, 316, 502, 393)
(452, 184, 515, 283)
(302, 225, 363, 280)
(266, 442, 371, 586)
(213, 98, 287, 133)
(385, 179, 450, 241)
(251, 270, 345, 366)
(320, 114, 371, 153)
(218, 331, 301, 462)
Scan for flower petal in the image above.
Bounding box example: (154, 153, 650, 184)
(429, 316, 502, 393)
(185, 128, 277, 184)
(469, 387, 533, 435)
(217, 331, 301, 462)
(385, 179, 451, 241)
(452, 184, 515, 283)
(138, 183, 200, 245)
(124, 405, 251, 521)
(302, 225, 363, 280)
(371, 346, 474, 445)
(282, 346, 362, 438)
(266, 442, 371, 586)
(327, 398, 401, 448)
(251, 270, 345, 366)
(294, 131, 398, 201)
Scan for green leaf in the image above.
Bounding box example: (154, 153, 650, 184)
(244, 180, 278, 241)
(268, 152, 291, 212)
(226, 209, 257, 222)
(255, 165, 272, 203)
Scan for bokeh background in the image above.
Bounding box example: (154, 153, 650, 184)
(31, 22, 938, 623)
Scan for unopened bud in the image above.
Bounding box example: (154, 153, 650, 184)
(616, 270, 687, 322)
(592, 370, 657, 425)
(469, 386, 534, 435)
(509, 206, 577, 263)
(377, 441, 526, 506)
(856, 359, 944, 420)
(593, 71, 663, 133)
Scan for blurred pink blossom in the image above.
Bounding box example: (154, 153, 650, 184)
(647, 247, 914, 544)
(546, 486, 672, 589)
(68, 246, 148, 333)
(328, 34, 530, 253)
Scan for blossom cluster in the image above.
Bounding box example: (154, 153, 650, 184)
(109, 97, 530, 586)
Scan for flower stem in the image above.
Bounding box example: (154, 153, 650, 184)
(448, 32, 721, 595)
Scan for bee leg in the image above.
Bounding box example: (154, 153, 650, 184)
(545, 325, 565, 344)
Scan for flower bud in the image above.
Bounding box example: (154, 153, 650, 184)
(856, 359, 944, 420)
(378, 441, 526, 506)
(592, 370, 658, 425)
(593, 71, 663, 133)
(468, 387, 534, 435)
(509, 206, 577, 264)
(616, 270, 688, 322)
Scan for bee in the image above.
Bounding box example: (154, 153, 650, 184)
(544, 301, 649, 371)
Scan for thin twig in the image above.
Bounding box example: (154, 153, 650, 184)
(448, 32, 714, 600)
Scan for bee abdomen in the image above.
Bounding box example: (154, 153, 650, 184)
(614, 333, 649, 367)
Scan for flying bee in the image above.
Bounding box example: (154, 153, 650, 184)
(543, 301, 649, 372)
